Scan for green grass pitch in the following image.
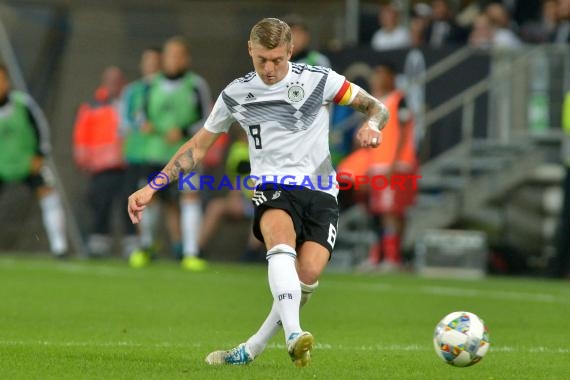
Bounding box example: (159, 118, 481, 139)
(0, 255, 569, 379)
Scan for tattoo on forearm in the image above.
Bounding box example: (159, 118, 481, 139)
(166, 148, 196, 181)
(352, 90, 390, 130)
(352, 91, 376, 113)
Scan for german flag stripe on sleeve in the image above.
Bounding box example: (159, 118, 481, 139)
(333, 80, 353, 105)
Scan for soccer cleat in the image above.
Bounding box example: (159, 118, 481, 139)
(129, 249, 151, 268)
(287, 331, 314, 367)
(181, 256, 207, 271)
(205, 343, 253, 365)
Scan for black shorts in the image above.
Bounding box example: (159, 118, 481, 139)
(252, 183, 339, 255)
(0, 166, 55, 192)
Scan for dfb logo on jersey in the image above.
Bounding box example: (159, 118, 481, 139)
(287, 82, 304, 103)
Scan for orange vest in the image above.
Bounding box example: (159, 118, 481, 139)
(338, 90, 416, 176)
(369, 90, 416, 166)
(73, 90, 125, 173)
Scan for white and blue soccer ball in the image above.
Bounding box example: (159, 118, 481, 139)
(433, 311, 490, 367)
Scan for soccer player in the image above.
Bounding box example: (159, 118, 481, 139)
(0, 64, 67, 256)
(127, 18, 388, 366)
(142, 37, 211, 270)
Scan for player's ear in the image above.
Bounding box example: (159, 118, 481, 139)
(248, 41, 253, 57)
(287, 43, 293, 59)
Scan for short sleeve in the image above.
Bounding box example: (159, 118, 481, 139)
(324, 69, 358, 106)
(203, 92, 235, 134)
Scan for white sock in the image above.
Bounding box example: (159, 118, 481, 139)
(266, 244, 301, 341)
(246, 301, 281, 358)
(246, 280, 319, 358)
(181, 199, 201, 257)
(39, 192, 67, 255)
(139, 203, 159, 248)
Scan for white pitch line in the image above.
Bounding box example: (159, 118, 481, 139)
(0, 340, 567, 354)
(1, 258, 568, 304)
(325, 281, 570, 305)
(0, 340, 203, 349)
(420, 285, 569, 305)
(0, 260, 126, 277)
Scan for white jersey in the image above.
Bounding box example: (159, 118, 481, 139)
(204, 62, 355, 197)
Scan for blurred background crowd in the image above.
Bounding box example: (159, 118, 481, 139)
(1, 0, 570, 279)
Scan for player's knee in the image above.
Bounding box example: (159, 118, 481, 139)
(259, 209, 295, 245)
(298, 268, 320, 285)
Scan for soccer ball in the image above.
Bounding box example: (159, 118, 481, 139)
(433, 311, 490, 367)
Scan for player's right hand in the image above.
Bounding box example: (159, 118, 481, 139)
(128, 186, 155, 224)
(356, 125, 382, 148)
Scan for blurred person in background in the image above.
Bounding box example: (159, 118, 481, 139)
(141, 36, 212, 271)
(477, 0, 541, 28)
(468, 13, 495, 48)
(520, 0, 558, 43)
(198, 126, 264, 262)
(409, 3, 432, 48)
(283, 14, 331, 67)
(339, 63, 417, 272)
(468, 10, 522, 49)
(423, 0, 468, 47)
(73, 66, 135, 257)
(553, 0, 570, 43)
(0, 64, 67, 257)
(485, 3, 522, 48)
(120, 47, 162, 264)
(370, 3, 411, 51)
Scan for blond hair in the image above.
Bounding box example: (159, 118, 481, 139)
(249, 18, 291, 49)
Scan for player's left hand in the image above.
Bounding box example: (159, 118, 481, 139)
(356, 126, 382, 148)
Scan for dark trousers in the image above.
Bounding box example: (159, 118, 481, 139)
(88, 168, 136, 236)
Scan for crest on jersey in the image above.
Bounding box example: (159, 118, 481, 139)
(287, 84, 304, 103)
